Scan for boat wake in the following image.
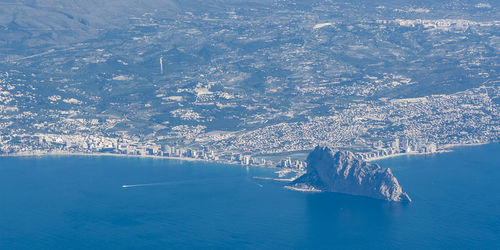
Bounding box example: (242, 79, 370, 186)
(121, 177, 226, 188)
(121, 182, 172, 188)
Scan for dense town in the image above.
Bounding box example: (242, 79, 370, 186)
(1, 84, 498, 170)
(0, 2, 499, 170)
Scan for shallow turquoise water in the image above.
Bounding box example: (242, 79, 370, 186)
(0, 143, 499, 249)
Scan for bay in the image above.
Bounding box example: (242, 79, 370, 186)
(0, 143, 499, 249)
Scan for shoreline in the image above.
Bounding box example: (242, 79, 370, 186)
(284, 185, 322, 192)
(366, 141, 494, 162)
(1, 141, 495, 165)
(0, 151, 244, 166)
(365, 150, 451, 162)
(441, 142, 491, 149)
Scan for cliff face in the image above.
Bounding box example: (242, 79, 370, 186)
(291, 146, 411, 202)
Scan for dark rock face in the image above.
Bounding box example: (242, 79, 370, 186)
(292, 146, 411, 202)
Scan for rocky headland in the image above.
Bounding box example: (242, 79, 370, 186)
(289, 146, 411, 202)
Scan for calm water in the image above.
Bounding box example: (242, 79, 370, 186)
(1, 143, 499, 249)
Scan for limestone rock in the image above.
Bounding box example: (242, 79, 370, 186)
(290, 146, 411, 202)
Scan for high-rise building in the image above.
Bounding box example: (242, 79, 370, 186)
(392, 138, 400, 152)
(428, 143, 437, 153)
(243, 155, 251, 165)
(160, 56, 163, 74)
(400, 137, 409, 150)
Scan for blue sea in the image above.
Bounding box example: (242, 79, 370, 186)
(1, 143, 499, 249)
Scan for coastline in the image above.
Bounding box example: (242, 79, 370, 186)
(365, 150, 451, 162)
(1, 141, 495, 165)
(366, 141, 493, 162)
(0, 151, 229, 165)
(441, 142, 491, 149)
(284, 185, 322, 192)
